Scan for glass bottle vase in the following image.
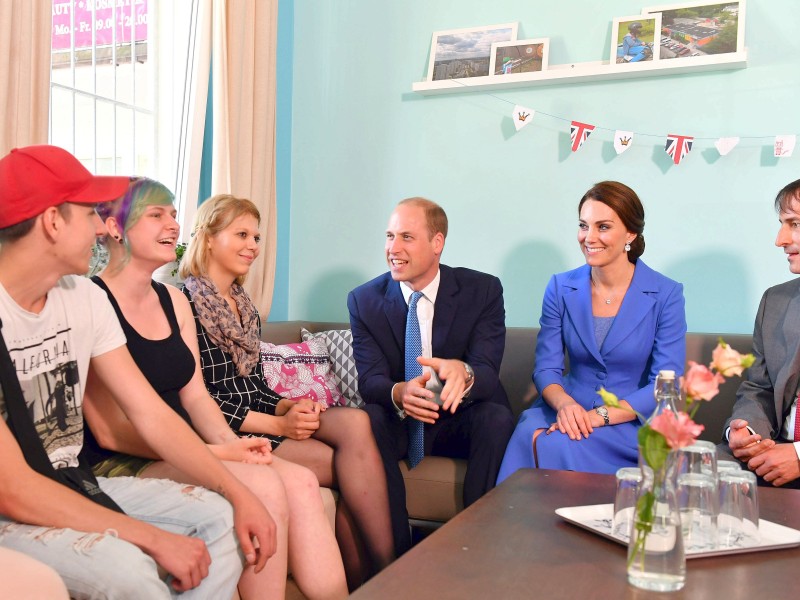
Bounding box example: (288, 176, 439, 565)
(627, 450, 686, 592)
(650, 370, 679, 422)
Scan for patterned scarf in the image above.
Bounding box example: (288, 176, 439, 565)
(183, 275, 260, 376)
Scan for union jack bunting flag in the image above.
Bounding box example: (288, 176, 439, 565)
(665, 134, 694, 165)
(570, 121, 595, 152)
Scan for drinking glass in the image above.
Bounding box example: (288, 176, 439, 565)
(613, 467, 642, 538)
(426, 369, 444, 406)
(676, 440, 717, 480)
(718, 470, 759, 548)
(677, 472, 718, 551)
(717, 459, 742, 474)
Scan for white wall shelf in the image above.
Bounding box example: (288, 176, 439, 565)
(411, 51, 747, 95)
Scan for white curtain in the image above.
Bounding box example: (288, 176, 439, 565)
(173, 0, 279, 316)
(209, 0, 279, 316)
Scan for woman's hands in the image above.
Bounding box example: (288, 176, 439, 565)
(547, 402, 593, 440)
(279, 398, 321, 440)
(543, 386, 606, 440)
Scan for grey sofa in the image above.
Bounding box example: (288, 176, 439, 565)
(263, 321, 753, 527)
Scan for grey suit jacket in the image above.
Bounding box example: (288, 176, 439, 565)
(725, 278, 800, 440)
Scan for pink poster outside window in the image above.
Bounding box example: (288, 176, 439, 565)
(52, 0, 148, 51)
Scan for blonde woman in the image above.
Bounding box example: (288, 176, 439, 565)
(181, 194, 394, 588)
(82, 178, 347, 600)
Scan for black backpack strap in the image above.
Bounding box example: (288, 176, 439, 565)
(0, 319, 123, 513)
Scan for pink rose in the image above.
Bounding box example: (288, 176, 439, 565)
(650, 409, 705, 450)
(711, 342, 746, 377)
(682, 361, 725, 401)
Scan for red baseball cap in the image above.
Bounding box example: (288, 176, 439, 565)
(0, 145, 131, 229)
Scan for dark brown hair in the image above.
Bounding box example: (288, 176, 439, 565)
(578, 181, 645, 263)
(775, 178, 800, 213)
(0, 204, 72, 243)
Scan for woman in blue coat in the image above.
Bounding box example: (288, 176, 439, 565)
(498, 181, 686, 480)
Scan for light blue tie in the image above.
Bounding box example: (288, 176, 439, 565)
(405, 291, 425, 468)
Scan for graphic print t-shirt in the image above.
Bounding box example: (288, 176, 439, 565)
(0, 276, 125, 469)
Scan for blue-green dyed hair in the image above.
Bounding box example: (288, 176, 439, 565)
(96, 177, 175, 266)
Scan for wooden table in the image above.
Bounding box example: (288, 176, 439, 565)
(351, 469, 800, 599)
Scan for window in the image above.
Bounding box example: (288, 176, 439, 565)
(50, 0, 207, 233)
(50, 0, 153, 177)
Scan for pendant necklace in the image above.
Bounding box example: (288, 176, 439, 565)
(591, 272, 632, 305)
(591, 277, 614, 304)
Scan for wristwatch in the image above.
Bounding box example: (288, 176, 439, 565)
(463, 362, 475, 386)
(595, 405, 610, 426)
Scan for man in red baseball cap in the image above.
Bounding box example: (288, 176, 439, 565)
(0, 146, 274, 598)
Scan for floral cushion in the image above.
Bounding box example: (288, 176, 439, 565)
(301, 328, 363, 408)
(259, 337, 344, 409)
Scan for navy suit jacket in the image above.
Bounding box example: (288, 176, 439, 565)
(534, 260, 686, 416)
(347, 265, 509, 414)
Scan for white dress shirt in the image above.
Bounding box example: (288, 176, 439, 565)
(390, 272, 441, 411)
(400, 271, 440, 382)
(725, 395, 800, 459)
(781, 397, 800, 459)
(390, 270, 474, 413)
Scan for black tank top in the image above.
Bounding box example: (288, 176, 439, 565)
(81, 277, 196, 467)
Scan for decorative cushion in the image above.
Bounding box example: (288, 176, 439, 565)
(259, 338, 344, 408)
(301, 328, 364, 408)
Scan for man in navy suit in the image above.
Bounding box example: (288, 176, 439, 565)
(347, 197, 515, 554)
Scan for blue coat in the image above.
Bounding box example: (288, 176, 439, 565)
(498, 260, 686, 478)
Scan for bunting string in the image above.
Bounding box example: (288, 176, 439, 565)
(440, 78, 796, 163)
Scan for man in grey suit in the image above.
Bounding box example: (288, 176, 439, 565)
(724, 178, 800, 488)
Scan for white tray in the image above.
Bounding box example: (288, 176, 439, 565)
(555, 503, 800, 559)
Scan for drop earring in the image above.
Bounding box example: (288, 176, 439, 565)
(624, 242, 631, 252)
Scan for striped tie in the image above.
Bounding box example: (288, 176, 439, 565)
(406, 291, 424, 468)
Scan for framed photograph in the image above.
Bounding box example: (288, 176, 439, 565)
(643, 1, 746, 61)
(489, 38, 550, 76)
(611, 14, 662, 65)
(427, 22, 518, 82)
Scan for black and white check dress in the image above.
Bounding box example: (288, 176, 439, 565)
(184, 289, 285, 449)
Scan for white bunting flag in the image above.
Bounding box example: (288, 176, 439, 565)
(775, 135, 796, 158)
(512, 105, 535, 131)
(714, 137, 740, 156)
(614, 130, 634, 155)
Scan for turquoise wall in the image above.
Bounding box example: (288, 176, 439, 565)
(275, 0, 800, 334)
(273, 0, 294, 320)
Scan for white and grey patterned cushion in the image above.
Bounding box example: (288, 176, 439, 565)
(301, 328, 364, 408)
